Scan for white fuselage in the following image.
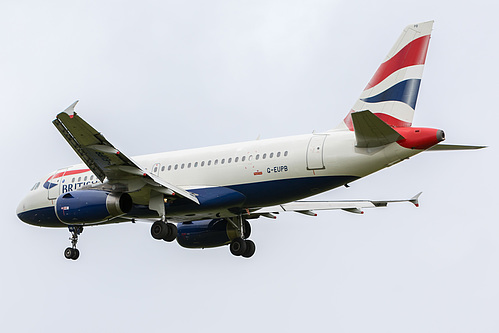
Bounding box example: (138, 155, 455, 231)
(17, 129, 420, 227)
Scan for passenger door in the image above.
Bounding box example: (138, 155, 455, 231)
(306, 135, 327, 170)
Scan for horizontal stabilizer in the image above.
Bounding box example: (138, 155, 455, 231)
(351, 110, 405, 148)
(426, 144, 487, 151)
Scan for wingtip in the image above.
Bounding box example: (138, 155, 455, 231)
(410, 192, 423, 207)
(62, 100, 79, 117)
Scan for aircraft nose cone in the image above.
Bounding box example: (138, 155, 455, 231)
(16, 200, 25, 218)
(16, 199, 30, 224)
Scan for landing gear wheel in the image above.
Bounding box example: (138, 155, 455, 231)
(151, 221, 169, 240)
(64, 247, 80, 260)
(71, 248, 80, 260)
(163, 223, 177, 242)
(64, 226, 83, 260)
(243, 220, 251, 239)
(230, 238, 247, 256)
(242, 240, 256, 258)
(64, 247, 73, 259)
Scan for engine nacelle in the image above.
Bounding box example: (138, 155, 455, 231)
(55, 190, 133, 224)
(177, 219, 241, 249)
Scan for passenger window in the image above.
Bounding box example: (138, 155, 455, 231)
(277, 152, 281, 157)
(214, 159, 218, 165)
(221, 158, 225, 164)
(174, 164, 178, 170)
(90, 175, 94, 180)
(168, 165, 172, 171)
(256, 154, 260, 160)
(161, 166, 165, 172)
(228, 158, 232, 163)
(263, 153, 267, 159)
(181, 163, 185, 169)
(242, 156, 246, 162)
(201, 161, 205, 167)
(188, 162, 192, 168)
(72, 178, 75, 183)
(84, 176, 87, 181)
(270, 153, 274, 158)
(194, 162, 198, 167)
(235, 157, 239, 163)
(208, 160, 212, 166)
(284, 151, 288, 157)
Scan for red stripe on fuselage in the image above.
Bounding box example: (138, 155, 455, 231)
(365, 35, 430, 90)
(45, 169, 90, 182)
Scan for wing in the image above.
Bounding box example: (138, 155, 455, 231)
(52, 101, 199, 205)
(250, 193, 422, 217)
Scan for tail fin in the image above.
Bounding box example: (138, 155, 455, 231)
(339, 21, 433, 131)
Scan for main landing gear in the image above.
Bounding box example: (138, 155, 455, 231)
(229, 218, 256, 258)
(151, 221, 177, 242)
(230, 238, 256, 258)
(64, 226, 83, 260)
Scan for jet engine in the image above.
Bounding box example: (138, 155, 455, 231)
(55, 190, 133, 224)
(177, 218, 250, 249)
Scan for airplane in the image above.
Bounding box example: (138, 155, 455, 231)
(16, 21, 484, 260)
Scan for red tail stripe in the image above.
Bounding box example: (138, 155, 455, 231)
(365, 35, 430, 90)
(343, 111, 411, 131)
(374, 113, 412, 128)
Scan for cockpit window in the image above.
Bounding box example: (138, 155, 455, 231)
(31, 182, 40, 191)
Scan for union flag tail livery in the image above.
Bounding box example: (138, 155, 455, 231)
(341, 21, 433, 131)
(16, 22, 485, 260)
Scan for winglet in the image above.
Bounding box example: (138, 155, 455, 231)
(63, 100, 79, 117)
(410, 192, 422, 207)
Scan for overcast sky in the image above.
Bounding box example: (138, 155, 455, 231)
(1, 1, 498, 332)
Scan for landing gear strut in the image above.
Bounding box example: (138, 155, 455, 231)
(64, 226, 83, 260)
(151, 221, 177, 242)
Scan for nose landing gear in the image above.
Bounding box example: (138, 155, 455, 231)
(64, 226, 83, 260)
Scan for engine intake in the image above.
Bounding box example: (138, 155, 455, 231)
(55, 190, 133, 224)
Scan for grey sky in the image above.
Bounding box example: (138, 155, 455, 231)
(1, 1, 498, 332)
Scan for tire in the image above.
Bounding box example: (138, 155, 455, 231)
(64, 247, 74, 259)
(242, 240, 256, 258)
(163, 223, 177, 242)
(243, 220, 251, 239)
(151, 221, 169, 240)
(230, 238, 247, 256)
(71, 248, 80, 260)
